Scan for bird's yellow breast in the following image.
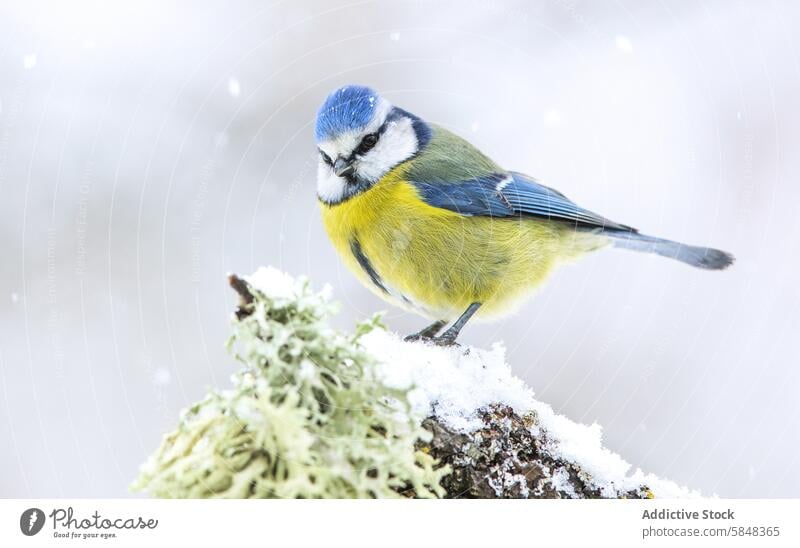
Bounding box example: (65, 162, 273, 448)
(319, 166, 603, 320)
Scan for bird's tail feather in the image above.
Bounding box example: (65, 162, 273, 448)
(602, 230, 734, 270)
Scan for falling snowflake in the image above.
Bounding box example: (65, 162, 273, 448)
(214, 131, 230, 148)
(615, 35, 633, 53)
(23, 54, 37, 69)
(543, 109, 561, 128)
(228, 78, 241, 98)
(153, 368, 172, 386)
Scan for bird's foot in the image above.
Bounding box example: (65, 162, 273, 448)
(404, 320, 447, 343)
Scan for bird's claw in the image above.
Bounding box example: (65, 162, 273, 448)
(403, 334, 460, 347)
(431, 336, 460, 347)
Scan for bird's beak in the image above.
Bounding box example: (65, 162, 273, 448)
(333, 157, 355, 178)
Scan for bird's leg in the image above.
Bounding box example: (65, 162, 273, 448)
(404, 320, 447, 342)
(431, 302, 482, 347)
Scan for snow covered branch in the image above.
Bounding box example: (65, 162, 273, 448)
(132, 267, 698, 499)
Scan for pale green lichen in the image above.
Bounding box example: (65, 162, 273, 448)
(131, 272, 447, 498)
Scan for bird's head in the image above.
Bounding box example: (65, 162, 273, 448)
(314, 85, 431, 204)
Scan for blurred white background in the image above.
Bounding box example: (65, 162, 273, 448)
(1, 0, 798, 497)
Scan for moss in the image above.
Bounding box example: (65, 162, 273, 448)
(131, 273, 447, 498)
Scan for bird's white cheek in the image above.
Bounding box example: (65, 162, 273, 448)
(357, 118, 418, 182)
(316, 163, 347, 203)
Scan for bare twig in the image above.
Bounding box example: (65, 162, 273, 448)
(228, 274, 255, 319)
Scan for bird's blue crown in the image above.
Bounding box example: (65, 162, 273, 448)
(315, 85, 380, 142)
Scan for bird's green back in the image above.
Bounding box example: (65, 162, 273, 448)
(404, 125, 502, 183)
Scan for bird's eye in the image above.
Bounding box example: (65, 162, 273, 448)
(357, 133, 379, 155)
(319, 149, 333, 165)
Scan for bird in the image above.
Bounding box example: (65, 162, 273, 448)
(315, 85, 734, 346)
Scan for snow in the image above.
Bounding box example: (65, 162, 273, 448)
(214, 131, 230, 148)
(245, 266, 300, 301)
(298, 358, 316, 381)
(152, 368, 171, 386)
(550, 466, 577, 498)
(227, 78, 241, 98)
(362, 328, 700, 498)
(23, 53, 37, 69)
(245, 267, 333, 304)
(543, 109, 561, 128)
(615, 35, 633, 53)
(366, 330, 532, 432)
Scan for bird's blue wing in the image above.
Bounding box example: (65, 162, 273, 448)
(412, 173, 514, 217)
(412, 171, 636, 232)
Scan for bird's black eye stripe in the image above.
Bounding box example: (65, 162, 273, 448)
(356, 132, 379, 155)
(319, 149, 333, 165)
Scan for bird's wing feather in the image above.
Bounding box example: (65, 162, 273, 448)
(503, 172, 635, 231)
(403, 126, 635, 231)
(411, 169, 636, 232)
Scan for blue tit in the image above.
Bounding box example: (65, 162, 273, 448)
(314, 85, 734, 345)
